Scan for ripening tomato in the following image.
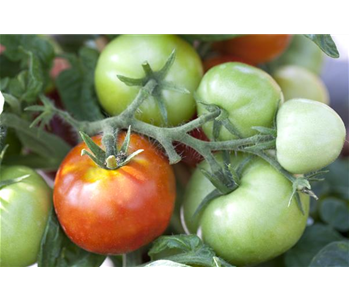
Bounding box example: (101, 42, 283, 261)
(54, 132, 176, 255)
(214, 35, 292, 64)
(273, 65, 329, 104)
(197, 62, 283, 141)
(182, 155, 309, 266)
(203, 54, 253, 72)
(276, 99, 346, 174)
(95, 35, 203, 126)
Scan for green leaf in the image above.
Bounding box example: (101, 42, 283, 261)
(148, 234, 233, 267)
(56, 47, 103, 121)
(180, 34, 241, 43)
(109, 255, 123, 267)
(0, 35, 55, 101)
(309, 241, 349, 267)
(0, 78, 9, 90)
(312, 158, 349, 200)
(319, 198, 349, 232)
(0, 113, 70, 161)
(304, 34, 339, 58)
(123, 249, 143, 267)
(38, 208, 106, 267)
(284, 224, 346, 267)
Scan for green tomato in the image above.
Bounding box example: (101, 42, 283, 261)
(0, 166, 52, 267)
(273, 65, 329, 104)
(197, 62, 283, 140)
(95, 34, 203, 126)
(276, 99, 346, 174)
(182, 155, 309, 266)
(268, 35, 324, 75)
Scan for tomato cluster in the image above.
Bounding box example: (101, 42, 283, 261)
(1, 34, 347, 267)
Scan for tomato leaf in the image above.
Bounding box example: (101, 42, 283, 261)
(180, 35, 241, 43)
(312, 158, 349, 200)
(148, 234, 233, 267)
(303, 34, 339, 58)
(0, 113, 70, 163)
(56, 47, 104, 121)
(109, 255, 123, 267)
(38, 208, 106, 267)
(284, 224, 346, 267)
(309, 241, 349, 267)
(319, 198, 349, 232)
(0, 35, 55, 102)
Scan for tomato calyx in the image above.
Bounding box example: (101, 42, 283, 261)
(117, 50, 190, 125)
(193, 153, 253, 218)
(198, 101, 243, 139)
(0, 144, 31, 188)
(79, 126, 143, 170)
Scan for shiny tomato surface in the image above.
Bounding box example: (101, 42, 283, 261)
(54, 133, 176, 255)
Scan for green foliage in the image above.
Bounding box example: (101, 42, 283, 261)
(284, 224, 346, 267)
(304, 34, 339, 58)
(148, 234, 233, 267)
(309, 241, 349, 267)
(38, 209, 106, 267)
(56, 47, 104, 121)
(319, 198, 349, 232)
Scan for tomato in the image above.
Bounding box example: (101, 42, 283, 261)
(54, 132, 176, 254)
(269, 35, 324, 75)
(214, 35, 292, 64)
(273, 65, 329, 104)
(175, 126, 209, 167)
(203, 54, 253, 72)
(197, 62, 283, 141)
(276, 99, 346, 174)
(95, 35, 203, 126)
(182, 155, 309, 266)
(0, 166, 52, 267)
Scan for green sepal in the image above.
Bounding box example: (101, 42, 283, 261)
(0, 174, 30, 189)
(79, 131, 106, 162)
(119, 125, 132, 154)
(193, 188, 223, 218)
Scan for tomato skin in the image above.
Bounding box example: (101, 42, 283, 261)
(0, 166, 52, 267)
(197, 62, 283, 140)
(273, 65, 329, 104)
(214, 35, 292, 64)
(276, 99, 346, 174)
(54, 133, 176, 255)
(203, 54, 253, 72)
(95, 35, 203, 126)
(183, 155, 309, 266)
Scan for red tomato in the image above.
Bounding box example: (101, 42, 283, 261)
(54, 132, 176, 254)
(175, 127, 209, 167)
(214, 35, 292, 64)
(203, 54, 253, 72)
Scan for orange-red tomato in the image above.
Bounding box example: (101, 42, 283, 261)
(214, 34, 292, 64)
(54, 133, 176, 255)
(203, 54, 253, 72)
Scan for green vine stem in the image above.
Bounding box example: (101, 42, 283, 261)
(26, 66, 321, 213)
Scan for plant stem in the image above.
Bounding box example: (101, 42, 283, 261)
(0, 266, 29, 300)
